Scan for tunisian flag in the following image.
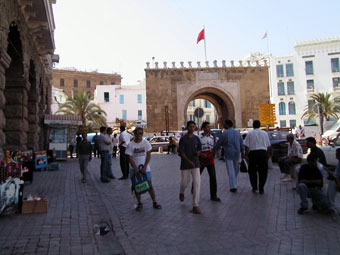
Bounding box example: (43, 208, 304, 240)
(197, 29, 205, 44)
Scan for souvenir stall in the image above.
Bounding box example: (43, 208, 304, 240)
(0, 150, 33, 215)
(44, 115, 82, 160)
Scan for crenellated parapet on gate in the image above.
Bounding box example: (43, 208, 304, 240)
(145, 59, 268, 69)
(144, 60, 270, 132)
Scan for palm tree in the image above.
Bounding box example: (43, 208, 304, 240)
(56, 91, 107, 131)
(301, 92, 340, 134)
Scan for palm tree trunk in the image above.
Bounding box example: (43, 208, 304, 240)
(318, 105, 324, 135)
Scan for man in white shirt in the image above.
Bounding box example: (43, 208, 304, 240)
(296, 125, 305, 139)
(126, 127, 161, 212)
(97, 126, 112, 183)
(199, 122, 220, 201)
(106, 127, 115, 179)
(118, 126, 133, 180)
(244, 120, 271, 194)
(278, 133, 303, 182)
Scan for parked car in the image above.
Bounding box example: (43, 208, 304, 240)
(319, 133, 340, 166)
(267, 131, 308, 162)
(149, 136, 177, 152)
(210, 129, 223, 139)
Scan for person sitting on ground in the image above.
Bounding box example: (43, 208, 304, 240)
(296, 125, 305, 139)
(297, 153, 333, 215)
(306, 137, 331, 177)
(327, 148, 340, 211)
(167, 136, 177, 154)
(126, 127, 162, 212)
(278, 133, 303, 182)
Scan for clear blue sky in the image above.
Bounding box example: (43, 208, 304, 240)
(53, 0, 340, 85)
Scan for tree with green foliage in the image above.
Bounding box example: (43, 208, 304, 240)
(56, 91, 107, 131)
(301, 92, 340, 134)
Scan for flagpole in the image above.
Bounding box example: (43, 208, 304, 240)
(266, 31, 270, 54)
(203, 25, 207, 61)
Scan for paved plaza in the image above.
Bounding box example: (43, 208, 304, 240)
(1, 153, 340, 255)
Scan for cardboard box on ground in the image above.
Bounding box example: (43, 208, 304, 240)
(21, 198, 48, 214)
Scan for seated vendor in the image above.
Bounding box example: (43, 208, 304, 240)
(168, 137, 177, 154)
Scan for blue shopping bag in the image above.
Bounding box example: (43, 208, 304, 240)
(131, 165, 150, 194)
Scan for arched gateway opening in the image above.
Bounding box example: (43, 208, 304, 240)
(184, 88, 235, 129)
(145, 63, 269, 133)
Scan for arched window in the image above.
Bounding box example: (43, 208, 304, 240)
(279, 102, 286, 115)
(288, 101, 296, 114)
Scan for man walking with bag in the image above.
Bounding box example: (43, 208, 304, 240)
(126, 127, 161, 212)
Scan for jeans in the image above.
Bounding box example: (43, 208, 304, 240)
(225, 159, 239, 189)
(298, 183, 329, 209)
(100, 151, 110, 180)
(108, 154, 114, 177)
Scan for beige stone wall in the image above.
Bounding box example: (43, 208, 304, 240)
(145, 65, 269, 132)
(53, 69, 122, 98)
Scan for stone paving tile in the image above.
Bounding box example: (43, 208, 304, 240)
(1, 153, 340, 254)
(0, 158, 123, 255)
(85, 153, 340, 255)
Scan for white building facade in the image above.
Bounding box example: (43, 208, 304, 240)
(270, 36, 340, 128)
(94, 82, 147, 126)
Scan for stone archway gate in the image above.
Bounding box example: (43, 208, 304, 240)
(145, 60, 270, 132)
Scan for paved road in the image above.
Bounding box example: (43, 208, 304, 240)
(1, 153, 340, 255)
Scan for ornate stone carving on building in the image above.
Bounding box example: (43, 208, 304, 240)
(145, 60, 270, 132)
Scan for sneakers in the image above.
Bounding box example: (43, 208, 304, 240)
(297, 207, 308, 214)
(192, 206, 201, 214)
(230, 188, 237, 193)
(179, 193, 184, 202)
(282, 176, 292, 182)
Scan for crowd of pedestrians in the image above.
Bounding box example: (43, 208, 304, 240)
(73, 119, 339, 215)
